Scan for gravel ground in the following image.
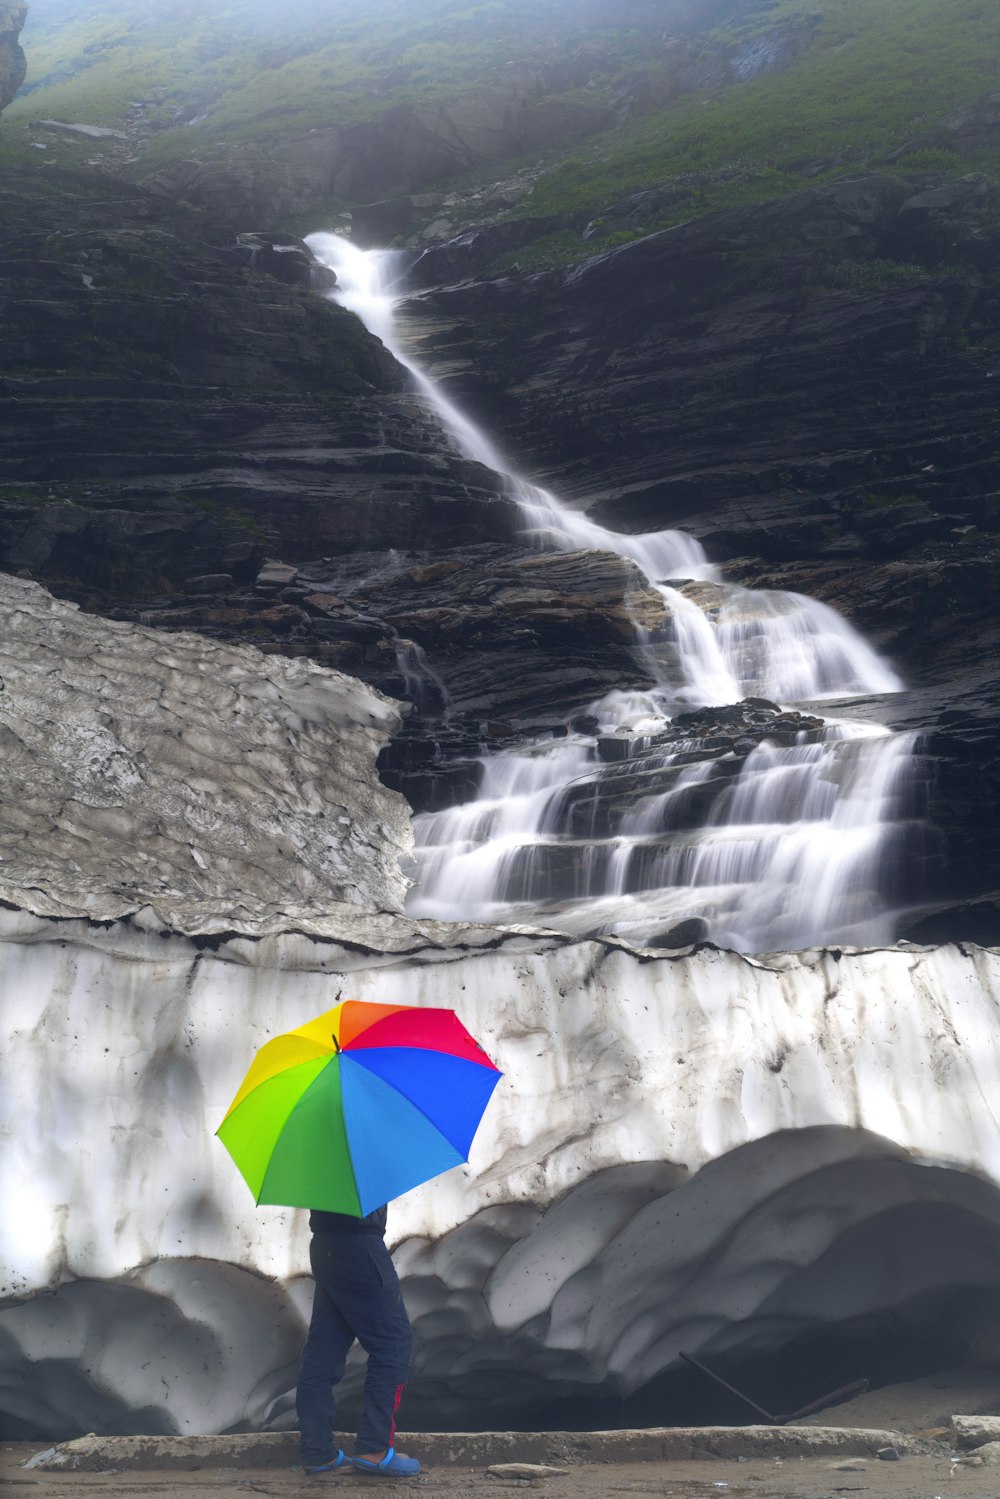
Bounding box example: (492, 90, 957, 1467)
(4, 1443, 997, 1499)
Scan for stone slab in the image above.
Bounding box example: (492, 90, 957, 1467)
(25, 1424, 921, 1472)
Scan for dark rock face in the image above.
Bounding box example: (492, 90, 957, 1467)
(143, 86, 612, 229)
(889, 174, 1000, 269)
(406, 217, 569, 289)
(233, 231, 338, 288)
(397, 174, 1000, 642)
(131, 543, 668, 750)
(0, 168, 519, 596)
(0, 0, 26, 115)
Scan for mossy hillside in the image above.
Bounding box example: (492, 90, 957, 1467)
(508, 0, 1000, 262)
(6, 0, 1000, 266)
(4, 0, 680, 169)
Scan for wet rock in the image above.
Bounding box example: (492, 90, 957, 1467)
(407, 217, 568, 288)
(255, 560, 299, 591)
(235, 231, 338, 289)
(184, 573, 233, 594)
(409, 559, 468, 585)
(302, 591, 346, 616)
(655, 917, 709, 948)
(344, 543, 668, 722)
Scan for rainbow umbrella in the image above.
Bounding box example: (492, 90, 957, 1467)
(216, 999, 502, 1215)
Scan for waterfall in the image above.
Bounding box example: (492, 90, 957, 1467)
(307, 233, 920, 953)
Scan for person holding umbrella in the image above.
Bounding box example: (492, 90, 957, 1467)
(217, 998, 502, 1477)
(296, 1200, 418, 1476)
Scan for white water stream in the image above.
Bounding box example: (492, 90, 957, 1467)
(308, 234, 918, 952)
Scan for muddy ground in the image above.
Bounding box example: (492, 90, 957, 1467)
(2, 1444, 994, 1499)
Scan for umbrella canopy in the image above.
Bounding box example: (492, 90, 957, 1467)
(216, 999, 501, 1215)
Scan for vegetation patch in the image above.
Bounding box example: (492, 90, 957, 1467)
(6, 0, 1000, 265)
(510, 0, 1000, 258)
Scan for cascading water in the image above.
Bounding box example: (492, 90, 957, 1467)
(307, 233, 921, 952)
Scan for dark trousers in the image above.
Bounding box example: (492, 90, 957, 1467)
(296, 1231, 413, 1465)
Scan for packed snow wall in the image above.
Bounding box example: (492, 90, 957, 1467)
(5, 917, 1000, 1438)
(3, 576, 1000, 1439)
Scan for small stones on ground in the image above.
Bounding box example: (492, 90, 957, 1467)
(876, 1445, 900, 1460)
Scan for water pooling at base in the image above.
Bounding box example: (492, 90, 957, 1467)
(308, 233, 920, 952)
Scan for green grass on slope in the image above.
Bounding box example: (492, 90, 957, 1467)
(4, 0, 663, 169)
(5, 0, 999, 254)
(514, 0, 1000, 243)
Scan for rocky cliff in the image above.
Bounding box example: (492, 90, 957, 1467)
(395, 172, 1000, 940)
(2, 158, 998, 940)
(0, 0, 26, 114)
(0, 168, 518, 604)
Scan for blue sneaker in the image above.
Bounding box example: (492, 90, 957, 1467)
(304, 1449, 346, 1474)
(351, 1447, 421, 1476)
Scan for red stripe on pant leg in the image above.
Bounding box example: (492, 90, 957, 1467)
(390, 1382, 406, 1443)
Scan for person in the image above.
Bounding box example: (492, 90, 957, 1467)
(296, 1203, 421, 1476)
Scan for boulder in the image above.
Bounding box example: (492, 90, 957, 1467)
(951, 1415, 1000, 1450)
(890, 174, 1000, 268)
(944, 91, 1000, 154)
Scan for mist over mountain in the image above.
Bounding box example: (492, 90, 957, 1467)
(8, 0, 998, 242)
